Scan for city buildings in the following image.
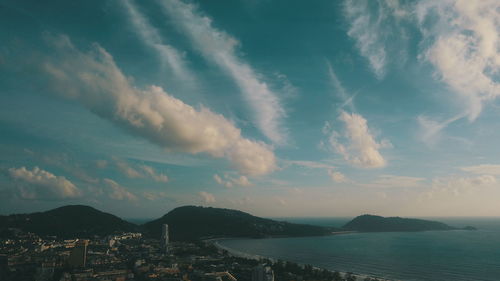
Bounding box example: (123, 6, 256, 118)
(68, 239, 88, 268)
(251, 264, 274, 281)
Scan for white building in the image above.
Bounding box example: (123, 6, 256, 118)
(161, 224, 169, 253)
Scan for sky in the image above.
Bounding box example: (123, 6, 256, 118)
(1, 0, 500, 218)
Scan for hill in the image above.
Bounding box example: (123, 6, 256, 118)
(343, 214, 456, 232)
(142, 206, 336, 241)
(0, 205, 137, 238)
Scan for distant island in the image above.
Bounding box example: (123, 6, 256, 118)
(143, 205, 337, 240)
(0, 205, 477, 240)
(343, 214, 477, 232)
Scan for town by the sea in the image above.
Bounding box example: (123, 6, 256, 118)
(217, 218, 500, 281)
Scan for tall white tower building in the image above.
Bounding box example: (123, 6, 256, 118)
(161, 224, 169, 253)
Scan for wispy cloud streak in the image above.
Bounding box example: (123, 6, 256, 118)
(121, 0, 192, 81)
(156, 0, 287, 145)
(326, 61, 356, 112)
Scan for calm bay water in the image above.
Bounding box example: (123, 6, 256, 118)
(218, 218, 500, 281)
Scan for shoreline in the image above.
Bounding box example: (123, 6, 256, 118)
(209, 237, 391, 281)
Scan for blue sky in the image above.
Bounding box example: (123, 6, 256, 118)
(1, 0, 500, 218)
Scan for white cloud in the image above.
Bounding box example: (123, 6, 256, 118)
(328, 169, 347, 183)
(417, 114, 465, 146)
(213, 173, 251, 188)
(327, 61, 356, 111)
(276, 197, 287, 206)
(363, 175, 425, 189)
(112, 158, 168, 182)
(121, 0, 192, 81)
(142, 191, 168, 201)
(343, 0, 386, 78)
(42, 34, 276, 176)
(199, 191, 216, 203)
(140, 165, 169, 183)
(157, 0, 287, 144)
(114, 158, 142, 178)
(461, 165, 500, 175)
(103, 178, 137, 201)
(327, 111, 388, 168)
(8, 166, 81, 199)
(419, 1, 500, 122)
(425, 174, 497, 198)
(287, 160, 336, 170)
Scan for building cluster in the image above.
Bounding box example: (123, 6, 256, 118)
(0, 224, 277, 281)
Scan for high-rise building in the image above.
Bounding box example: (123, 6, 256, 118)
(0, 254, 8, 280)
(161, 224, 169, 253)
(68, 240, 88, 267)
(251, 264, 274, 281)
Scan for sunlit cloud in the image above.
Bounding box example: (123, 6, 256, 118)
(199, 191, 216, 203)
(362, 175, 426, 189)
(112, 157, 168, 183)
(8, 166, 82, 199)
(328, 169, 347, 183)
(461, 165, 500, 176)
(42, 34, 276, 176)
(213, 174, 251, 188)
(326, 111, 388, 168)
(418, 1, 500, 122)
(103, 178, 138, 201)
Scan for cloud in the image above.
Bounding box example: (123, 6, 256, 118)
(140, 165, 168, 183)
(102, 178, 137, 201)
(328, 169, 347, 183)
(461, 165, 500, 176)
(121, 0, 192, 81)
(343, 0, 387, 78)
(142, 191, 169, 201)
(327, 111, 388, 168)
(112, 157, 168, 182)
(424, 174, 497, 198)
(417, 114, 464, 146)
(157, 0, 287, 144)
(363, 175, 425, 189)
(42, 34, 276, 176)
(346, 1, 499, 139)
(213, 173, 251, 188)
(114, 158, 142, 178)
(287, 160, 336, 170)
(199, 191, 215, 203)
(8, 166, 81, 199)
(327, 61, 356, 111)
(276, 197, 287, 206)
(418, 1, 500, 122)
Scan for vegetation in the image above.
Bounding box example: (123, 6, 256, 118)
(142, 205, 337, 240)
(0, 205, 137, 238)
(343, 214, 456, 232)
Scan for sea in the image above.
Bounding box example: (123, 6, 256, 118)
(217, 217, 500, 281)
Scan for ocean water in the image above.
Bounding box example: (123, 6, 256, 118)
(218, 218, 500, 281)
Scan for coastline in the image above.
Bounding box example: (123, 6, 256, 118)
(209, 237, 391, 281)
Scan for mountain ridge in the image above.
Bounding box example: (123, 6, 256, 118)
(1, 205, 476, 239)
(0, 205, 137, 238)
(142, 205, 337, 241)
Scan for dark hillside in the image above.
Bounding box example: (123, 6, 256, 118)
(0, 205, 137, 238)
(143, 206, 336, 241)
